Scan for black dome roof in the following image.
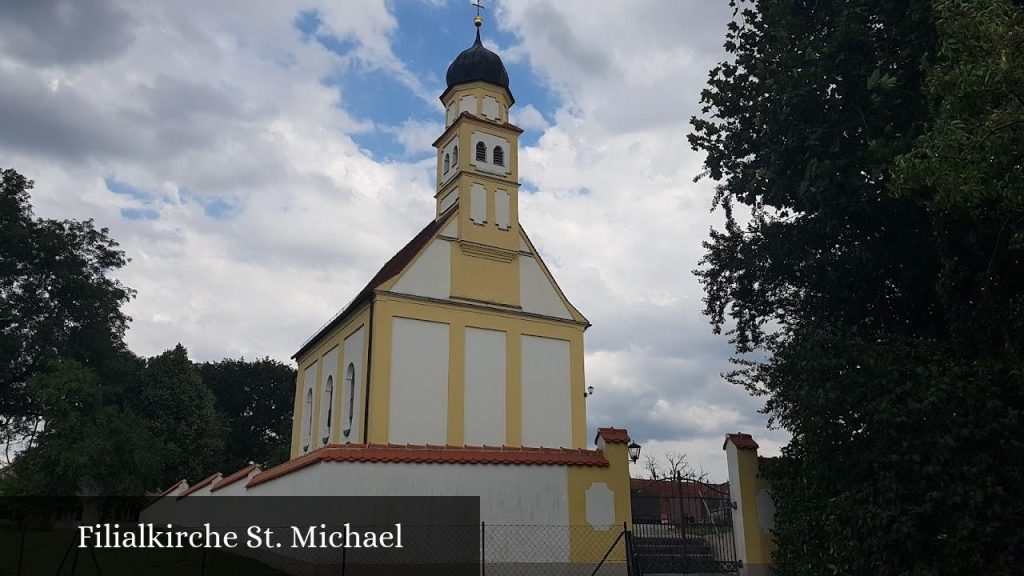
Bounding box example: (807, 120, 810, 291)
(445, 29, 513, 103)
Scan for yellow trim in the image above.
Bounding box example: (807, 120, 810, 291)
(367, 303, 392, 444)
(566, 441, 633, 562)
(505, 326, 522, 446)
(570, 337, 587, 449)
(735, 447, 776, 566)
(447, 318, 466, 445)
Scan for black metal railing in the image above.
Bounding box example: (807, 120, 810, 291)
(630, 478, 739, 574)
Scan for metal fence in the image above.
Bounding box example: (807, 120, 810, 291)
(4, 523, 634, 576)
(630, 478, 739, 574)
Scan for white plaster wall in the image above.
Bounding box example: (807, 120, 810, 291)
(519, 233, 530, 252)
(319, 347, 339, 447)
(391, 239, 451, 300)
(460, 94, 476, 115)
(464, 327, 506, 446)
(495, 189, 511, 230)
(248, 461, 569, 529)
(439, 188, 458, 214)
(519, 256, 573, 319)
(520, 335, 572, 448)
(470, 132, 512, 177)
(389, 318, 449, 445)
(342, 327, 365, 443)
(446, 103, 456, 126)
(470, 183, 487, 225)
(301, 364, 317, 453)
(231, 463, 572, 562)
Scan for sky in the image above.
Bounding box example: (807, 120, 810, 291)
(0, 0, 788, 481)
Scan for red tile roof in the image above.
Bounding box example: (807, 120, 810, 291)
(595, 427, 631, 445)
(247, 444, 609, 489)
(209, 464, 259, 493)
(723, 433, 759, 450)
(159, 478, 187, 497)
(293, 213, 451, 359)
(177, 472, 222, 499)
(630, 478, 729, 498)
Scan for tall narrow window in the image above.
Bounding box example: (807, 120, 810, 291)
(452, 145, 459, 166)
(443, 153, 450, 174)
(493, 146, 504, 166)
(322, 376, 333, 445)
(343, 363, 356, 438)
(303, 389, 313, 452)
(475, 142, 487, 162)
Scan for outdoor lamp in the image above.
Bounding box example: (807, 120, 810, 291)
(628, 441, 641, 463)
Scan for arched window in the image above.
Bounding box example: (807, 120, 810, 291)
(302, 388, 313, 452)
(452, 145, 459, 166)
(493, 146, 504, 166)
(343, 363, 356, 438)
(475, 142, 487, 162)
(322, 376, 333, 445)
(443, 153, 450, 174)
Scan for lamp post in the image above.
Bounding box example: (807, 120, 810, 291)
(628, 441, 641, 464)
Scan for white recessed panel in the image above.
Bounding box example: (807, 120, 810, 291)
(482, 96, 499, 120)
(495, 190, 510, 230)
(342, 327, 364, 443)
(520, 335, 571, 448)
(470, 184, 487, 225)
(389, 318, 449, 445)
(464, 327, 507, 446)
(319, 347, 338, 446)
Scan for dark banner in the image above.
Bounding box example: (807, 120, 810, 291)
(0, 496, 480, 576)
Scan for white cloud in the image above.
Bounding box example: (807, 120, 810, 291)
(1, 0, 789, 475)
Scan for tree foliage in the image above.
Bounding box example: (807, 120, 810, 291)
(199, 357, 296, 470)
(690, 1, 1023, 574)
(0, 168, 134, 455)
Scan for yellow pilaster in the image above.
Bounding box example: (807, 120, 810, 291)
(367, 302, 393, 444)
(505, 328, 522, 446)
(447, 319, 466, 445)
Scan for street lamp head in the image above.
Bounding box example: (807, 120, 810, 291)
(627, 441, 641, 464)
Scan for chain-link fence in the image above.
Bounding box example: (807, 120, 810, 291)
(4, 523, 634, 576)
(482, 524, 630, 575)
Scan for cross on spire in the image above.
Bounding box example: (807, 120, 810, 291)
(472, 0, 485, 28)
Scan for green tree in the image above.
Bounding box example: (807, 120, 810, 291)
(129, 344, 225, 485)
(1, 168, 134, 458)
(1, 359, 163, 495)
(199, 357, 296, 471)
(690, 1, 1023, 574)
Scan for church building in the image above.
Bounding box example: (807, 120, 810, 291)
(157, 14, 634, 561)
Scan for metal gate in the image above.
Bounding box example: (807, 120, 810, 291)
(630, 478, 739, 574)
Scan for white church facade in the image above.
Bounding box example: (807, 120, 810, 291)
(156, 16, 634, 561)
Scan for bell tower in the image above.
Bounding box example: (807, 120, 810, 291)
(433, 13, 523, 307)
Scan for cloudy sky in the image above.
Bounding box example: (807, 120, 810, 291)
(1, 0, 787, 480)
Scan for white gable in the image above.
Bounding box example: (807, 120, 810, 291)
(519, 255, 573, 319)
(390, 239, 451, 299)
